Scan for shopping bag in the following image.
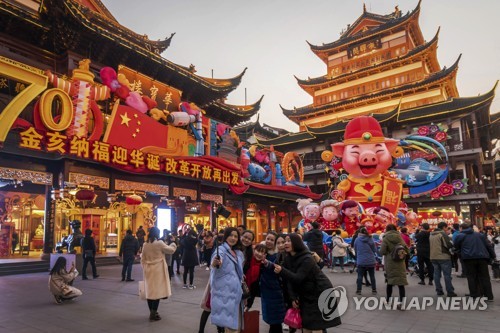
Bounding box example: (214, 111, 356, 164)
(138, 281, 146, 300)
(283, 308, 302, 329)
(241, 310, 259, 333)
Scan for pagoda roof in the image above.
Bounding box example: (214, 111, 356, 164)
(203, 95, 263, 126)
(57, 0, 175, 54)
(0, 0, 250, 107)
(308, 0, 421, 56)
(233, 115, 288, 142)
(297, 27, 440, 88)
(283, 54, 461, 121)
(259, 82, 497, 148)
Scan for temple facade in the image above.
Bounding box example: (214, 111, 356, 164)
(0, 0, 317, 260)
(257, 1, 498, 227)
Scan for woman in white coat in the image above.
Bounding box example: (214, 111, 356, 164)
(141, 227, 177, 321)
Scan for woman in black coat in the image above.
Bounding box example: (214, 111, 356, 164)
(181, 229, 199, 289)
(274, 233, 341, 332)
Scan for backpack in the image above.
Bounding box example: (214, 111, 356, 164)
(391, 244, 407, 261)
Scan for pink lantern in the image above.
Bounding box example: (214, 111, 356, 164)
(126, 194, 143, 205)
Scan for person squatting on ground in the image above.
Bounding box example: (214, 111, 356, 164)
(353, 227, 377, 295)
(81, 229, 99, 280)
(415, 223, 434, 286)
(454, 222, 496, 301)
(330, 229, 350, 273)
(380, 224, 408, 309)
(182, 228, 200, 289)
(141, 227, 177, 321)
(429, 222, 456, 297)
(274, 233, 341, 333)
(119, 229, 139, 282)
(49, 256, 82, 304)
(210, 227, 245, 333)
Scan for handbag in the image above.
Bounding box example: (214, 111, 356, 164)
(241, 310, 259, 333)
(283, 307, 302, 329)
(241, 279, 251, 299)
(138, 280, 146, 300)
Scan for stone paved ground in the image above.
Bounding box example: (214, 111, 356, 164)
(0, 263, 498, 332)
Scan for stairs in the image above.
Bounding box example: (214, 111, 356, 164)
(0, 260, 50, 276)
(0, 255, 123, 276)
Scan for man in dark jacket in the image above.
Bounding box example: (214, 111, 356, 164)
(119, 229, 139, 281)
(415, 223, 434, 285)
(454, 223, 496, 301)
(81, 229, 99, 280)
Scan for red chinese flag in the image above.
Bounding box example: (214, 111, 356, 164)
(103, 102, 168, 150)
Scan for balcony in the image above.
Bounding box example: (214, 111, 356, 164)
(447, 139, 482, 156)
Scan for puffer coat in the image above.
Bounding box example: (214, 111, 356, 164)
(280, 250, 341, 330)
(141, 240, 177, 300)
(210, 242, 244, 330)
(260, 252, 286, 325)
(380, 230, 408, 286)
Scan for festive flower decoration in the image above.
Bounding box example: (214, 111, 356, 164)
(428, 178, 468, 199)
(126, 194, 143, 205)
(438, 183, 454, 197)
(434, 131, 447, 142)
(417, 126, 429, 136)
(430, 189, 441, 199)
(428, 124, 439, 134)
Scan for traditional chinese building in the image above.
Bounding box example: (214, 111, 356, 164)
(256, 1, 498, 227)
(0, 0, 319, 262)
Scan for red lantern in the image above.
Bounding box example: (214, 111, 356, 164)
(75, 189, 95, 202)
(278, 212, 287, 217)
(126, 194, 143, 205)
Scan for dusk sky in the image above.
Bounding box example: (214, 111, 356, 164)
(102, 0, 500, 132)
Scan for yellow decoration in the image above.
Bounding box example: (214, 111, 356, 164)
(340, 230, 348, 238)
(392, 146, 404, 158)
(39, 88, 73, 131)
(0, 56, 47, 143)
(321, 150, 333, 162)
(282, 152, 304, 183)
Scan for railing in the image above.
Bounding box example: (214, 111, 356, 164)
(446, 139, 481, 153)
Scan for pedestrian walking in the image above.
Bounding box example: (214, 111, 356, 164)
(330, 229, 349, 272)
(136, 225, 146, 251)
(81, 229, 99, 280)
(182, 228, 199, 289)
(429, 222, 456, 297)
(415, 223, 434, 285)
(353, 227, 377, 295)
(141, 227, 177, 321)
(380, 224, 408, 310)
(119, 229, 139, 281)
(454, 223, 496, 301)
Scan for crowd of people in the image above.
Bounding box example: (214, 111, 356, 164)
(47, 220, 499, 332)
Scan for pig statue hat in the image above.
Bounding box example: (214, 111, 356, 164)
(342, 116, 398, 145)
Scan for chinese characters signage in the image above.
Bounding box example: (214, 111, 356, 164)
(18, 127, 240, 186)
(347, 38, 382, 58)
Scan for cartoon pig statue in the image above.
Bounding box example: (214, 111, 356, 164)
(331, 116, 402, 213)
(319, 199, 341, 231)
(296, 198, 324, 233)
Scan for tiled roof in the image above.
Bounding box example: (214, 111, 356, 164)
(283, 54, 460, 118)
